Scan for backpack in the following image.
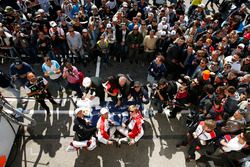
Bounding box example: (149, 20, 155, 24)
(0, 70, 11, 88)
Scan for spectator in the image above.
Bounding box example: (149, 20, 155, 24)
(42, 56, 65, 96)
(66, 27, 83, 62)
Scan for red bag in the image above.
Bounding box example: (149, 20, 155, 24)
(77, 71, 85, 84)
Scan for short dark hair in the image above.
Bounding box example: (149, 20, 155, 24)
(227, 86, 236, 94)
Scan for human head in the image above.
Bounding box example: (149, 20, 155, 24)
(204, 119, 216, 132)
(74, 107, 91, 118)
(119, 76, 127, 87)
(128, 105, 139, 117)
(44, 56, 52, 66)
(100, 108, 109, 118)
(27, 72, 37, 83)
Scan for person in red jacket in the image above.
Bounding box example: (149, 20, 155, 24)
(117, 105, 144, 145)
(96, 108, 116, 145)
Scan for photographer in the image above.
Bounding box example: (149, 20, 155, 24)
(37, 31, 56, 60)
(13, 27, 38, 63)
(49, 21, 67, 61)
(128, 81, 149, 107)
(151, 78, 169, 113)
(9, 59, 34, 100)
(25, 72, 58, 116)
(62, 61, 83, 98)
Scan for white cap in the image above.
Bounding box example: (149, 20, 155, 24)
(82, 28, 88, 33)
(106, 23, 112, 28)
(38, 9, 45, 14)
(170, 30, 176, 36)
(161, 31, 166, 36)
(74, 107, 91, 115)
(100, 108, 109, 115)
(122, 2, 128, 7)
(162, 25, 168, 30)
(50, 21, 57, 27)
(238, 43, 245, 49)
(82, 77, 91, 87)
(198, 4, 205, 8)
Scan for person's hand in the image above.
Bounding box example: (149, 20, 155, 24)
(121, 123, 126, 128)
(107, 141, 113, 145)
(115, 100, 121, 107)
(200, 140, 206, 146)
(129, 139, 135, 145)
(12, 75, 17, 81)
(89, 96, 95, 100)
(192, 132, 198, 139)
(44, 72, 50, 77)
(41, 43, 46, 47)
(19, 73, 27, 78)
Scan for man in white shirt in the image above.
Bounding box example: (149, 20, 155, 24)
(42, 56, 66, 96)
(224, 53, 241, 72)
(66, 27, 83, 61)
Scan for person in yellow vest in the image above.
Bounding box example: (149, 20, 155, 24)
(187, 0, 202, 16)
(97, 35, 109, 64)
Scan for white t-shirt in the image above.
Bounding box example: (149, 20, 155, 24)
(222, 135, 246, 152)
(42, 60, 61, 80)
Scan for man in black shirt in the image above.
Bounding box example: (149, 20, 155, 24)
(25, 72, 58, 116)
(82, 76, 105, 106)
(67, 107, 97, 151)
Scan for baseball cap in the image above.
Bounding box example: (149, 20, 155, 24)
(243, 32, 250, 40)
(106, 23, 112, 29)
(74, 107, 91, 116)
(82, 77, 91, 87)
(4, 6, 14, 13)
(100, 108, 109, 115)
(162, 25, 168, 30)
(82, 28, 88, 33)
(37, 9, 45, 14)
(238, 43, 245, 49)
(170, 30, 176, 36)
(198, 4, 205, 8)
(161, 31, 166, 37)
(202, 70, 211, 80)
(14, 59, 22, 65)
(133, 81, 142, 87)
(50, 21, 57, 27)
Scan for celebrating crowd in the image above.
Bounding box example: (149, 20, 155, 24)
(0, 0, 250, 165)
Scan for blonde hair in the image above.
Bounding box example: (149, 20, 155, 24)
(128, 105, 139, 113)
(204, 119, 216, 130)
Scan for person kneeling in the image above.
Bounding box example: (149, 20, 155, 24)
(67, 107, 97, 151)
(96, 108, 116, 145)
(117, 105, 144, 145)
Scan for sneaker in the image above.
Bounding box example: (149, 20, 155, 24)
(65, 142, 79, 152)
(66, 145, 77, 152)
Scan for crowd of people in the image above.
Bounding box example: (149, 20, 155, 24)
(0, 0, 250, 165)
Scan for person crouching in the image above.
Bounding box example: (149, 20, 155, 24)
(67, 107, 97, 151)
(117, 105, 144, 145)
(96, 108, 116, 145)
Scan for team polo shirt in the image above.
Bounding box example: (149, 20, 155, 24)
(42, 60, 61, 80)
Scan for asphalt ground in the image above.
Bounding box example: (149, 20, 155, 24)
(0, 1, 234, 167)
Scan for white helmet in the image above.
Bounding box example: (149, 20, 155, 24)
(82, 77, 91, 87)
